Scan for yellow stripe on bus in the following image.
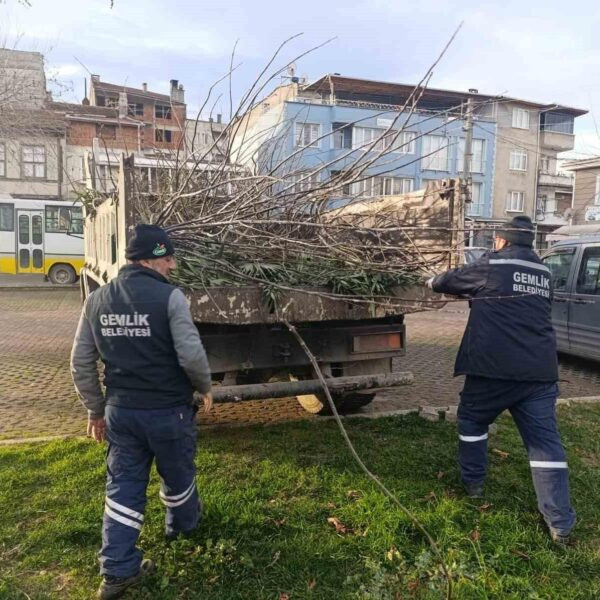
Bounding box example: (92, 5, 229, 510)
(0, 256, 84, 276)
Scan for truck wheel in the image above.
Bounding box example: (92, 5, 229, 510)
(48, 264, 77, 285)
(297, 392, 329, 414)
(297, 392, 375, 415)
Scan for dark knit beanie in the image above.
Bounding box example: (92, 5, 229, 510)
(125, 224, 175, 260)
(498, 215, 535, 247)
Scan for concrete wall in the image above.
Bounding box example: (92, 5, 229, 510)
(572, 167, 600, 224)
(0, 49, 47, 110)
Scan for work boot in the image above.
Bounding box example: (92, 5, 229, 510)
(97, 558, 155, 599)
(165, 499, 203, 543)
(464, 481, 484, 499)
(549, 527, 571, 546)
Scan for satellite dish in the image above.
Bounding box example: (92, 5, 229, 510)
(563, 207, 574, 220)
(287, 63, 297, 78)
(300, 73, 308, 84)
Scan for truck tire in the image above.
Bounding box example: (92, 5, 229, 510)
(48, 263, 77, 285)
(297, 391, 375, 415)
(297, 358, 392, 416)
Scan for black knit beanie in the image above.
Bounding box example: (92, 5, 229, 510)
(125, 224, 175, 260)
(498, 215, 535, 247)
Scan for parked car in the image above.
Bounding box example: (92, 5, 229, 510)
(541, 235, 600, 360)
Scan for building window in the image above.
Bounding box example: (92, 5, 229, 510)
(22, 145, 46, 179)
(421, 135, 449, 171)
(509, 149, 528, 171)
(458, 138, 486, 173)
(352, 127, 415, 154)
(467, 182, 484, 216)
(352, 176, 414, 197)
(155, 104, 172, 119)
(155, 129, 173, 143)
(390, 131, 416, 154)
(96, 124, 117, 140)
(332, 123, 352, 149)
(542, 112, 574, 135)
(595, 175, 600, 206)
(0, 203, 14, 231)
(507, 191, 525, 212)
(512, 108, 530, 130)
(353, 127, 379, 151)
(290, 172, 320, 193)
(45, 205, 83, 234)
(128, 103, 144, 117)
(97, 96, 119, 108)
(540, 155, 550, 173)
(295, 122, 320, 148)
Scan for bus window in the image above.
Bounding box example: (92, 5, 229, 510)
(19, 249, 29, 268)
(0, 203, 14, 231)
(32, 215, 42, 245)
(19, 214, 29, 244)
(45, 205, 84, 234)
(70, 206, 83, 234)
(33, 249, 43, 269)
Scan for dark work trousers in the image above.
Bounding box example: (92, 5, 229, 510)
(100, 403, 200, 578)
(458, 376, 575, 534)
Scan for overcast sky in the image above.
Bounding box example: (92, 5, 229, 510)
(2, 0, 599, 157)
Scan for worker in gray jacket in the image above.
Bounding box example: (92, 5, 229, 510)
(70, 224, 212, 600)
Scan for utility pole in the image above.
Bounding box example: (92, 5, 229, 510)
(458, 96, 474, 265)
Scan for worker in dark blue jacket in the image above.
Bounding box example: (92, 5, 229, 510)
(428, 215, 575, 544)
(70, 225, 213, 599)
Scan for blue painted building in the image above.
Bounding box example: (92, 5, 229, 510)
(233, 75, 498, 218)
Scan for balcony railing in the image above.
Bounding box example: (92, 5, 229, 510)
(294, 96, 495, 121)
(538, 171, 574, 188)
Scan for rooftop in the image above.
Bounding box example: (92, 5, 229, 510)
(302, 75, 588, 117)
(91, 78, 183, 105)
(562, 156, 600, 171)
(47, 101, 141, 125)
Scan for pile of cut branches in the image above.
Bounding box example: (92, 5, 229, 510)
(92, 36, 472, 305)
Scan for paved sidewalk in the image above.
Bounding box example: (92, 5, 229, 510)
(1, 289, 599, 439)
(0, 274, 78, 289)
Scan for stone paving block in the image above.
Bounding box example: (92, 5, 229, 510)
(419, 406, 442, 421)
(444, 405, 458, 422)
(1, 291, 600, 440)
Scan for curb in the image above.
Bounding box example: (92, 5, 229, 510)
(0, 434, 81, 446)
(0, 286, 78, 292)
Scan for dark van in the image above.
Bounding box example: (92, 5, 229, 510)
(541, 235, 600, 360)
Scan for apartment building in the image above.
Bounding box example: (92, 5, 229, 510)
(185, 114, 227, 163)
(89, 76, 186, 151)
(0, 49, 67, 200)
(484, 98, 585, 248)
(231, 74, 586, 248)
(562, 157, 600, 224)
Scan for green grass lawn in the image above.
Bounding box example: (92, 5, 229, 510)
(1, 405, 599, 600)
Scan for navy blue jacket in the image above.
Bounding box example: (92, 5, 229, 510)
(85, 265, 195, 409)
(432, 244, 558, 382)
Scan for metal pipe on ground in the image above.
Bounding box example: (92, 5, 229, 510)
(211, 371, 413, 403)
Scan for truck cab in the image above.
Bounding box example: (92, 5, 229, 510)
(541, 235, 600, 360)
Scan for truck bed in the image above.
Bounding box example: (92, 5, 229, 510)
(185, 285, 444, 325)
